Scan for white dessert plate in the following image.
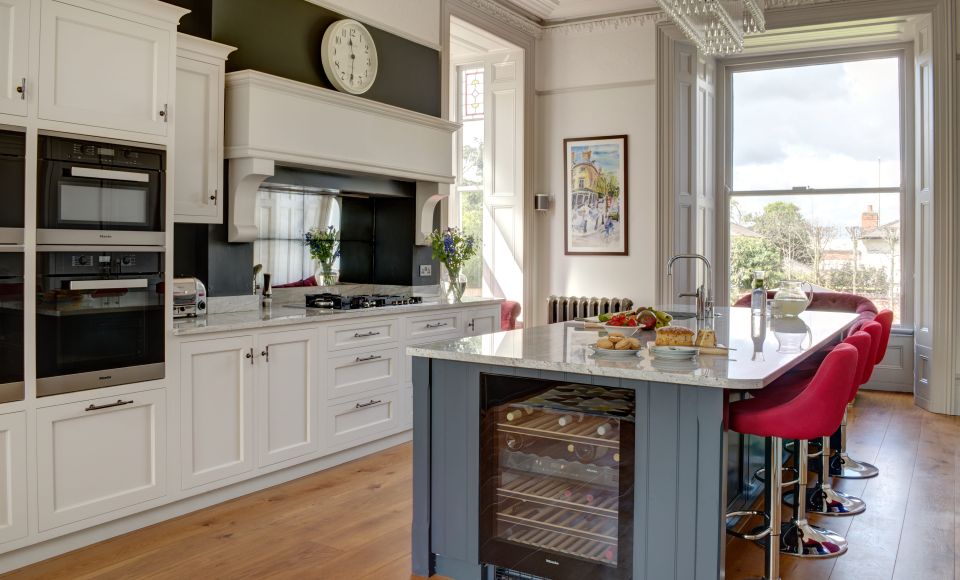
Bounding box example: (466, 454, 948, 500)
(649, 345, 700, 360)
(589, 347, 642, 359)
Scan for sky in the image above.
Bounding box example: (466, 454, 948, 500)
(732, 57, 902, 230)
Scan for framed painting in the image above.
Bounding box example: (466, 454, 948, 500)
(563, 135, 628, 255)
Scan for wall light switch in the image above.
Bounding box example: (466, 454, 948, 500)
(420, 264, 432, 277)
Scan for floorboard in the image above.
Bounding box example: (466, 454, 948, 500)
(1, 392, 954, 580)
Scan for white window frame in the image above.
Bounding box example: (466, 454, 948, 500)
(716, 44, 915, 329)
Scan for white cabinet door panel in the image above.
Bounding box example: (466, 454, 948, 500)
(257, 328, 320, 467)
(36, 389, 166, 531)
(323, 388, 400, 452)
(327, 318, 399, 351)
(0, 411, 27, 545)
(325, 347, 400, 401)
(174, 53, 223, 221)
(39, 0, 170, 135)
(180, 335, 255, 489)
(0, 0, 29, 116)
(464, 307, 500, 336)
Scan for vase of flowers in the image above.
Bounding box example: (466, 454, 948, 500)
(305, 225, 340, 286)
(430, 226, 477, 302)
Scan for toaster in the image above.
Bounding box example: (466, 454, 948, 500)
(173, 277, 207, 318)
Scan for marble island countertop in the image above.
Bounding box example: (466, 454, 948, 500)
(173, 296, 504, 336)
(407, 307, 859, 389)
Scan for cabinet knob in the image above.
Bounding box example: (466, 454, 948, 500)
(16, 78, 24, 100)
(159, 104, 168, 122)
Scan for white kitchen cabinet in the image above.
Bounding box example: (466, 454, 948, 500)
(38, 0, 174, 135)
(256, 328, 320, 467)
(0, 0, 29, 117)
(463, 306, 501, 336)
(327, 317, 400, 351)
(325, 346, 400, 402)
(36, 389, 166, 531)
(322, 387, 400, 453)
(0, 411, 27, 545)
(173, 34, 234, 223)
(180, 335, 255, 489)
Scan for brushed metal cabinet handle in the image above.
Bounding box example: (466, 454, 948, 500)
(261, 346, 269, 362)
(353, 331, 381, 338)
(246, 348, 255, 364)
(425, 322, 449, 329)
(355, 399, 383, 409)
(85, 399, 133, 412)
(355, 355, 382, 363)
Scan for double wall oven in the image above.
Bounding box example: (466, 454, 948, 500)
(36, 134, 166, 397)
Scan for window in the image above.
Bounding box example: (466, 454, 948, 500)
(456, 65, 484, 296)
(726, 54, 907, 323)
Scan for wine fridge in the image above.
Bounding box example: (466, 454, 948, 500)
(480, 374, 635, 580)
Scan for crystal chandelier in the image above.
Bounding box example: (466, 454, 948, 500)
(657, 0, 765, 55)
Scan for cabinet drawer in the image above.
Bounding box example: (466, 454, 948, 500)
(326, 347, 400, 401)
(36, 388, 166, 531)
(405, 311, 462, 341)
(327, 318, 399, 352)
(323, 388, 400, 452)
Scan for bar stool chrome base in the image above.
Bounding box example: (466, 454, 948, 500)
(831, 451, 880, 479)
(808, 485, 867, 516)
(781, 520, 848, 558)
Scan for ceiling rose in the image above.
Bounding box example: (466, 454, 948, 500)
(657, 0, 765, 54)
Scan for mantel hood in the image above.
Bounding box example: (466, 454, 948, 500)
(224, 70, 459, 243)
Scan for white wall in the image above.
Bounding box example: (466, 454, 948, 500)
(534, 18, 659, 323)
(305, 0, 441, 48)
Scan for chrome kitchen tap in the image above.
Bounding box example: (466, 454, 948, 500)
(667, 253, 714, 320)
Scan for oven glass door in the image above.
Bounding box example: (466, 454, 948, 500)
(40, 161, 162, 232)
(36, 253, 164, 397)
(0, 252, 24, 404)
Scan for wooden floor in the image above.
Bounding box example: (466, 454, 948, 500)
(3, 391, 956, 580)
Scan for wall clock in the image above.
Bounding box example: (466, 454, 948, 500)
(320, 19, 379, 95)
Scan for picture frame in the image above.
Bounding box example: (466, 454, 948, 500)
(563, 135, 628, 255)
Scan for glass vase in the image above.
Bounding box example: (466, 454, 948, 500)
(442, 266, 467, 302)
(315, 264, 339, 286)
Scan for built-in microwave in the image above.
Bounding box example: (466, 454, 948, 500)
(0, 130, 25, 245)
(0, 250, 24, 404)
(36, 248, 164, 397)
(38, 135, 164, 246)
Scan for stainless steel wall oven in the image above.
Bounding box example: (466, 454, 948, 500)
(480, 374, 635, 580)
(36, 249, 164, 397)
(0, 250, 24, 404)
(38, 135, 164, 246)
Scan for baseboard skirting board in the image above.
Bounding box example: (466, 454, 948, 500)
(0, 431, 413, 575)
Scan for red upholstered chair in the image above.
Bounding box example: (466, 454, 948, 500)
(726, 344, 859, 574)
(832, 312, 892, 480)
(500, 300, 521, 331)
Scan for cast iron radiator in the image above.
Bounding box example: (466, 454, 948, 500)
(546, 296, 634, 324)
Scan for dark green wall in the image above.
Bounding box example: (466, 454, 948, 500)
(211, 0, 441, 117)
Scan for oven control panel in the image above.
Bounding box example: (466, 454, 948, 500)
(39, 135, 163, 170)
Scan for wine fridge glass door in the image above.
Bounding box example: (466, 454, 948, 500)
(479, 374, 635, 580)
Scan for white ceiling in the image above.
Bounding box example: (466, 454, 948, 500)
(451, 16, 520, 59)
(501, 0, 658, 22)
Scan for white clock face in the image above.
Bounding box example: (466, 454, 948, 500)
(321, 19, 379, 95)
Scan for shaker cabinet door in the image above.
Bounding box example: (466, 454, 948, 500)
(0, 0, 29, 117)
(180, 335, 255, 489)
(36, 389, 166, 531)
(173, 55, 223, 222)
(256, 328, 320, 467)
(39, 0, 171, 135)
(0, 411, 27, 545)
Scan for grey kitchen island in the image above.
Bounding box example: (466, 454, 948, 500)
(408, 307, 858, 580)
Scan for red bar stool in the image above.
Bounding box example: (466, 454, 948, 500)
(833, 310, 892, 479)
(726, 344, 859, 579)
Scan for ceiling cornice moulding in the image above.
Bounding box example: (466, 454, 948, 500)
(457, 0, 544, 37)
(541, 10, 663, 36)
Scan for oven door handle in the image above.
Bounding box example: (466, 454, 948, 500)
(70, 167, 151, 183)
(68, 279, 149, 291)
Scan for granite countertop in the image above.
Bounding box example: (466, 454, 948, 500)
(407, 307, 859, 390)
(172, 296, 504, 336)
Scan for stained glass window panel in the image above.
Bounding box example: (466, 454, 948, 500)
(462, 68, 484, 120)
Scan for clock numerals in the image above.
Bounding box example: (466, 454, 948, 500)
(324, 20, 377, 94)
